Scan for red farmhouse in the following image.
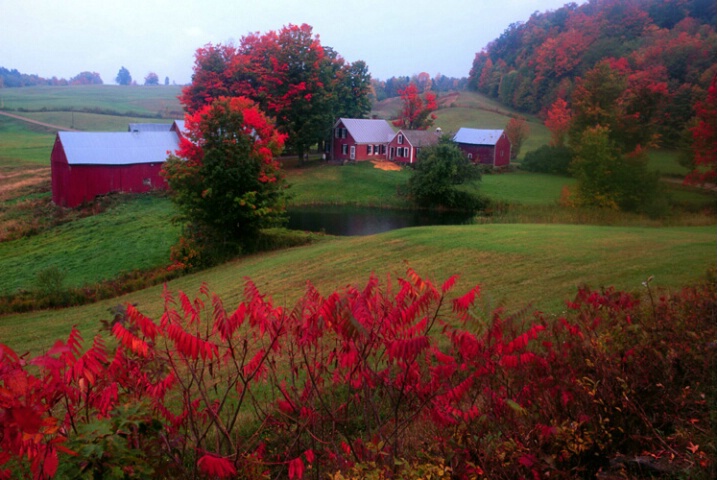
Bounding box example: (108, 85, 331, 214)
(331, 118, 395, 162)
(388, 129, 440, 164)
(51, 131, 180, 207)
(453, 128, 511, 167)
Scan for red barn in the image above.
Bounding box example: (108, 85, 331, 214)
(453, 128, 511, 167)
(331, 118, 395, 161)
(387, 129, 440, 164)
(51, 131, 180, 207)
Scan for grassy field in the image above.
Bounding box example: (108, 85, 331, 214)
(0, 195, 180, 296)
(0, 115, 56, 165)
(1, 222, 713, 355)
(0, 84, 183, 116)
(0, 86, 714, 358)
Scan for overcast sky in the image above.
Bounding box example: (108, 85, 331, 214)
(1, 0, 585, 85)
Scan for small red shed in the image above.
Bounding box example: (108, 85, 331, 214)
(387, 129, 441, 164)
(453, 128, 511, 167)
(51, 131, 180, 207)
(331, 118, 395, 162)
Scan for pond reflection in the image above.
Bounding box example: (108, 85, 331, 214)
(287, 205, 474, 236)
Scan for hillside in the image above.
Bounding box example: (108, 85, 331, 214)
(468, 0, 716, 143)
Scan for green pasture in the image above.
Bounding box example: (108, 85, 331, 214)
(286, 161, 412, 207)
(0, 195, 180, 296)
(1, 222, 713, 355)
(0, 85, 183, 116)
(479, 172, 574, 205)
(0, 116, 55, 165)
(19, 111, 176, 132)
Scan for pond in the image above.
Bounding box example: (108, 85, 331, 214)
(287, 205, 475, 236)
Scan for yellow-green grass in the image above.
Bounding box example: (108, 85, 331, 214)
(0, 85, 183, 116)
(0, 195, 180, 296)
(286, 161, 413, 208)
(1, 223, 713, 355)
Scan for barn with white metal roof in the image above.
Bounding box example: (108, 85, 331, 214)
(51, 130, 180, 207)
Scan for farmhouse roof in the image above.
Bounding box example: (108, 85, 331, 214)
(399, 129, 441, 147)
(453, 128, 505, 146)
(128, 123, 173, 132)
(337, 118, 395, 144)
(58, 131, 180, 166)
(171, 120, 188, 137)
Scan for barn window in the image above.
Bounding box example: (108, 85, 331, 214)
(367, 145, 373, 155)
(468, 153, 473, 160)
(143, 178, 152, 186)
(342, 144, 348, 155)
(398, 134, 404, 144)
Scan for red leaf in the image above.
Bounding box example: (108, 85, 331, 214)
(197, 454, 237, 478)
(288, 457, 305, 480)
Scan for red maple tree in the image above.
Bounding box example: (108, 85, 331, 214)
(392, 82, 438, 130)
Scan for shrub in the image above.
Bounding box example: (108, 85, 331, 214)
(1, 271, 714, 479)
(521, 144, 573, 175)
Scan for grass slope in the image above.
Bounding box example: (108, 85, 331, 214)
(0, 195, 180, 296)
(0, 116, 56, 165)
(1, 223, 713, 355)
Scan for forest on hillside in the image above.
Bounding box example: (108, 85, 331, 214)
(468, 0, 716, 144)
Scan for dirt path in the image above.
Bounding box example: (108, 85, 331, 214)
(0, 110, 77, 132)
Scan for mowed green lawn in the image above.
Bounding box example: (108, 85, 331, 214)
(1, 222, 713, 355)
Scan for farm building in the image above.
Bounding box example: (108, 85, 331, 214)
(388, 129, 441, 164)
(331, 118, 395, 161)
(51, 131, 180, 207)
(453, 128, 511, 167)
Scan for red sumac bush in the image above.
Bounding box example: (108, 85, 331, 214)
(1, 271, 714, 479)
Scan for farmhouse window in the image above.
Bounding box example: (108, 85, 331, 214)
(367, 145, 373, 155)
(398, 134, 404, 144)
(342, 144, 348, 155)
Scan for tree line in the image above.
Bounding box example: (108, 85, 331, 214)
(468, 0, 716, 144)
(0, 67, 103, 87)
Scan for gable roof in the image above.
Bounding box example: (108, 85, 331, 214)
(58, 131, 180, 166)
(453, 128, 505, 146)
(337, 118, 395, 144)
(398, 129, 441, 148)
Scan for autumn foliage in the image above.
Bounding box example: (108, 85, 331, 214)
(1, 268, 715, 479)
(468, 0, 716, 144)
(685, 74, 717, 185)
(180, 24, 372, 160)
(162, 96, 287, 265)
(392, 82, 437, 131)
